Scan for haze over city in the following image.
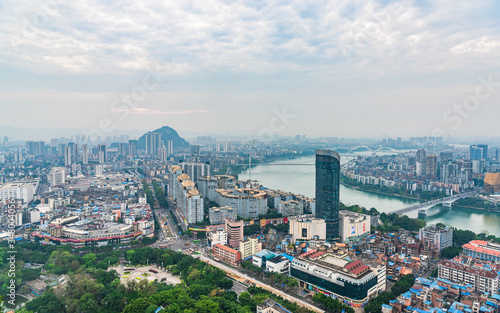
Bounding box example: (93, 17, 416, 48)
(2, 1, 500, 139)
(2, 2, 500, 313)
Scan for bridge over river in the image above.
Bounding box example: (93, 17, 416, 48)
(391, 190, 482, 216)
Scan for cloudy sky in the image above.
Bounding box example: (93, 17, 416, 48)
(1, 0, 500, 140)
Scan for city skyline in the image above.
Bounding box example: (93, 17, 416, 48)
(1, 1, 500, 139)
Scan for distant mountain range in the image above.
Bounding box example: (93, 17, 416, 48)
(137, 126, 190, 150)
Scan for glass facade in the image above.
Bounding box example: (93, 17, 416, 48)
(315, 149, 340, 241)
(290, 267, 376, 301)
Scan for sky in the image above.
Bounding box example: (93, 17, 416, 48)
(1, 0, 500, 140)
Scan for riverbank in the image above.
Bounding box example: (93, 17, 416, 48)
(340, 177, 422, 201)
(341, 178, 500, 215)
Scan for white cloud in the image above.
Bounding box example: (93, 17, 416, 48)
(0, 0, 498, 76)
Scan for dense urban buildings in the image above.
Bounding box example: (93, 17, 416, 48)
(315, 149, 341, 241)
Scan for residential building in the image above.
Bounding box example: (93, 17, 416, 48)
(278, 200, 304, 217)
(419, 225, 453, 251)
(239, 237, 260, 260)
(426, 154, 438, 177)
(98, 144, 107, 163)
(209, 206, 237, 225)
(216, 188, 268, 218)
(48, 167, 66, 187)
(470, 144, 488, 160)
(145, 132, 161, 156)
(438, 259, 499, 294)
(180, 162, 210, 183)
(315, 149, 341, 241)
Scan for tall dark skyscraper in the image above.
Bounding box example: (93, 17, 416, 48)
(315, 149, 340, 241)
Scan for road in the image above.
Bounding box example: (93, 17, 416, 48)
(195, 254, 325, 313)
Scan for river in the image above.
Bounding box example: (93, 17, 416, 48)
(239, 154, 500, 236)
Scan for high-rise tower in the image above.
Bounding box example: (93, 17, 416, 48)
(315, 149, 341, 241)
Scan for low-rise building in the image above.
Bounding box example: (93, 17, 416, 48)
(266, 255, 290, 274)
(213, 243, 241, 265)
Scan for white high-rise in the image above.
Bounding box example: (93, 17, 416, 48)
(48, 167, 66, 187)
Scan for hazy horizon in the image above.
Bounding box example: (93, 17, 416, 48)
(2, 1, 500, 139)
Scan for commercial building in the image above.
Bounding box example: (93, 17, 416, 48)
(339, 210, 371, 245)
(289, 215, 326, 243)
(0, 182, 35, 204)
(290, 250, 386, 307)
(239, 237, 260, 259)
(252, 250, 275, 268)
(207, 230, 227, 247)
(278, 200, 304, 217)
(438, 259, 499, 294)
(266, 255, 290, 274)
(213, 244, 241, 265)
(209, 206, 237, 225)
(315, 149, 341, 241)
(48, 167, 66, 187)
(216, 188, 268, 218)
(31, 222, 143, 248)
(484, 173, 500, 195)
(419, 225, 453, 251)
(462, 240, 500, 263)
(224, 218, 244, 248)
